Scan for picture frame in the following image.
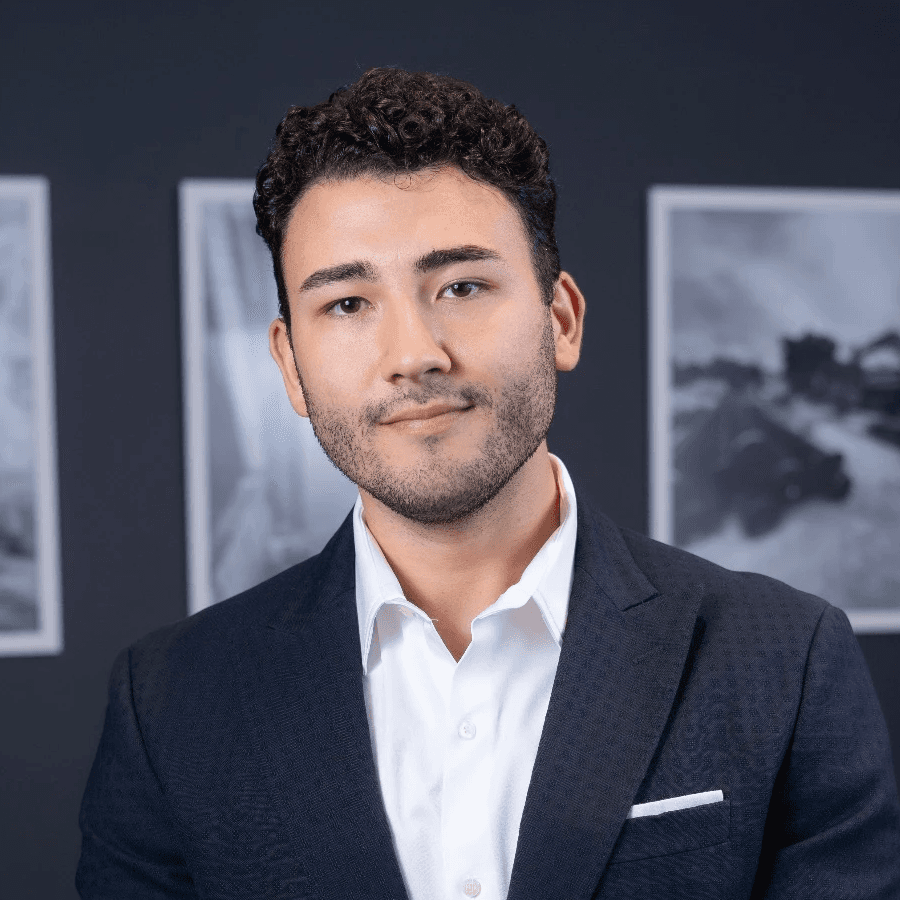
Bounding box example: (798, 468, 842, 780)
(649, 186, 900, 632)
(0, 176, 61, 655)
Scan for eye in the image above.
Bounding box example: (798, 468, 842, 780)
(327, 296, 368, 317)
(440, 280, 484, 299)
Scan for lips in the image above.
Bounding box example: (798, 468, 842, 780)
(381, 402, 472, 424)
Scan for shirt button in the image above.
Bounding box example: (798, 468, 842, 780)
(463, 878, 481, 897)
(458, 720, 477, 740)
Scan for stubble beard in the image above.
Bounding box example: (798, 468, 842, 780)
(298, 315, 559, 525)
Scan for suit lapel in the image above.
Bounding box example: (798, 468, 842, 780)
(233, 515, 409, 900)
(508, 500, 701, 900)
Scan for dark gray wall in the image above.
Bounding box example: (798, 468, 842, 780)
(1, 2, 898, 895)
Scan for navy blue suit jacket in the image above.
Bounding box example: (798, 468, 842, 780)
(77, 497, 900, 898)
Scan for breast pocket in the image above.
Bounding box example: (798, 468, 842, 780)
(609, 797, 731, 864)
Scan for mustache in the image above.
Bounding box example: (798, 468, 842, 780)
(365, 383, 492, 427)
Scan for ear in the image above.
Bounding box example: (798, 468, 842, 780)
(550, 271, 586, 372)
(269, 317, 310, 418)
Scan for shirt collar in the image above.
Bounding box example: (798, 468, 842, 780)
(353, 454, 578, 673)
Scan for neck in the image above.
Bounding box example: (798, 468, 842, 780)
(359, 444, 560, 660)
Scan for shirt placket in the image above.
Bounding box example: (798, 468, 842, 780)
(439, 617, 502, 900)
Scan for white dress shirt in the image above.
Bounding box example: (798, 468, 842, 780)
(353, 455, 578, 900)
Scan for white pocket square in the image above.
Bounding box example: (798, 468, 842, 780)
(626, 789, 724, 819)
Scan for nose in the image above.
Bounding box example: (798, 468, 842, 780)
(379, 295, 452, 383)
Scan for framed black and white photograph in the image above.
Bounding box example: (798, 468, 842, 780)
(0, 176, 61, 655)
(650, 186, 900, 632)
(179, 180, 358, 614)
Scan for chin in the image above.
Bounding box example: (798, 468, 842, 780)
(361, 458, 525, 526)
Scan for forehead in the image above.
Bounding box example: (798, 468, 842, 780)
(282, 167, 531, 276)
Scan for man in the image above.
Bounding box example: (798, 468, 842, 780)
(77, 67, 900, 898)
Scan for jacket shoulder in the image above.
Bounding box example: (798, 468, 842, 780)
(610, 515, 833, 637)
(125, 513, 355, 685)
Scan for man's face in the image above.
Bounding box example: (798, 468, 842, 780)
(270, 166, 578, 525)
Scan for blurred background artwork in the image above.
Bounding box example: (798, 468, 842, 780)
(0, 177, 61, 655)
(650, 187, 900, 632)
(179, 181, 358, 614)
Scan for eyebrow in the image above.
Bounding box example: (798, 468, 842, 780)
(296, 244, 503, 295)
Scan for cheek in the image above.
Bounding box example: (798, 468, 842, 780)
(451, 303, 540, 362)
(482, 314, 549, 370)
(299, 333, 372, 404)
(313, 367, 362, 408)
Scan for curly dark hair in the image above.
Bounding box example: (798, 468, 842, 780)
(253, 66, 561, 329)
